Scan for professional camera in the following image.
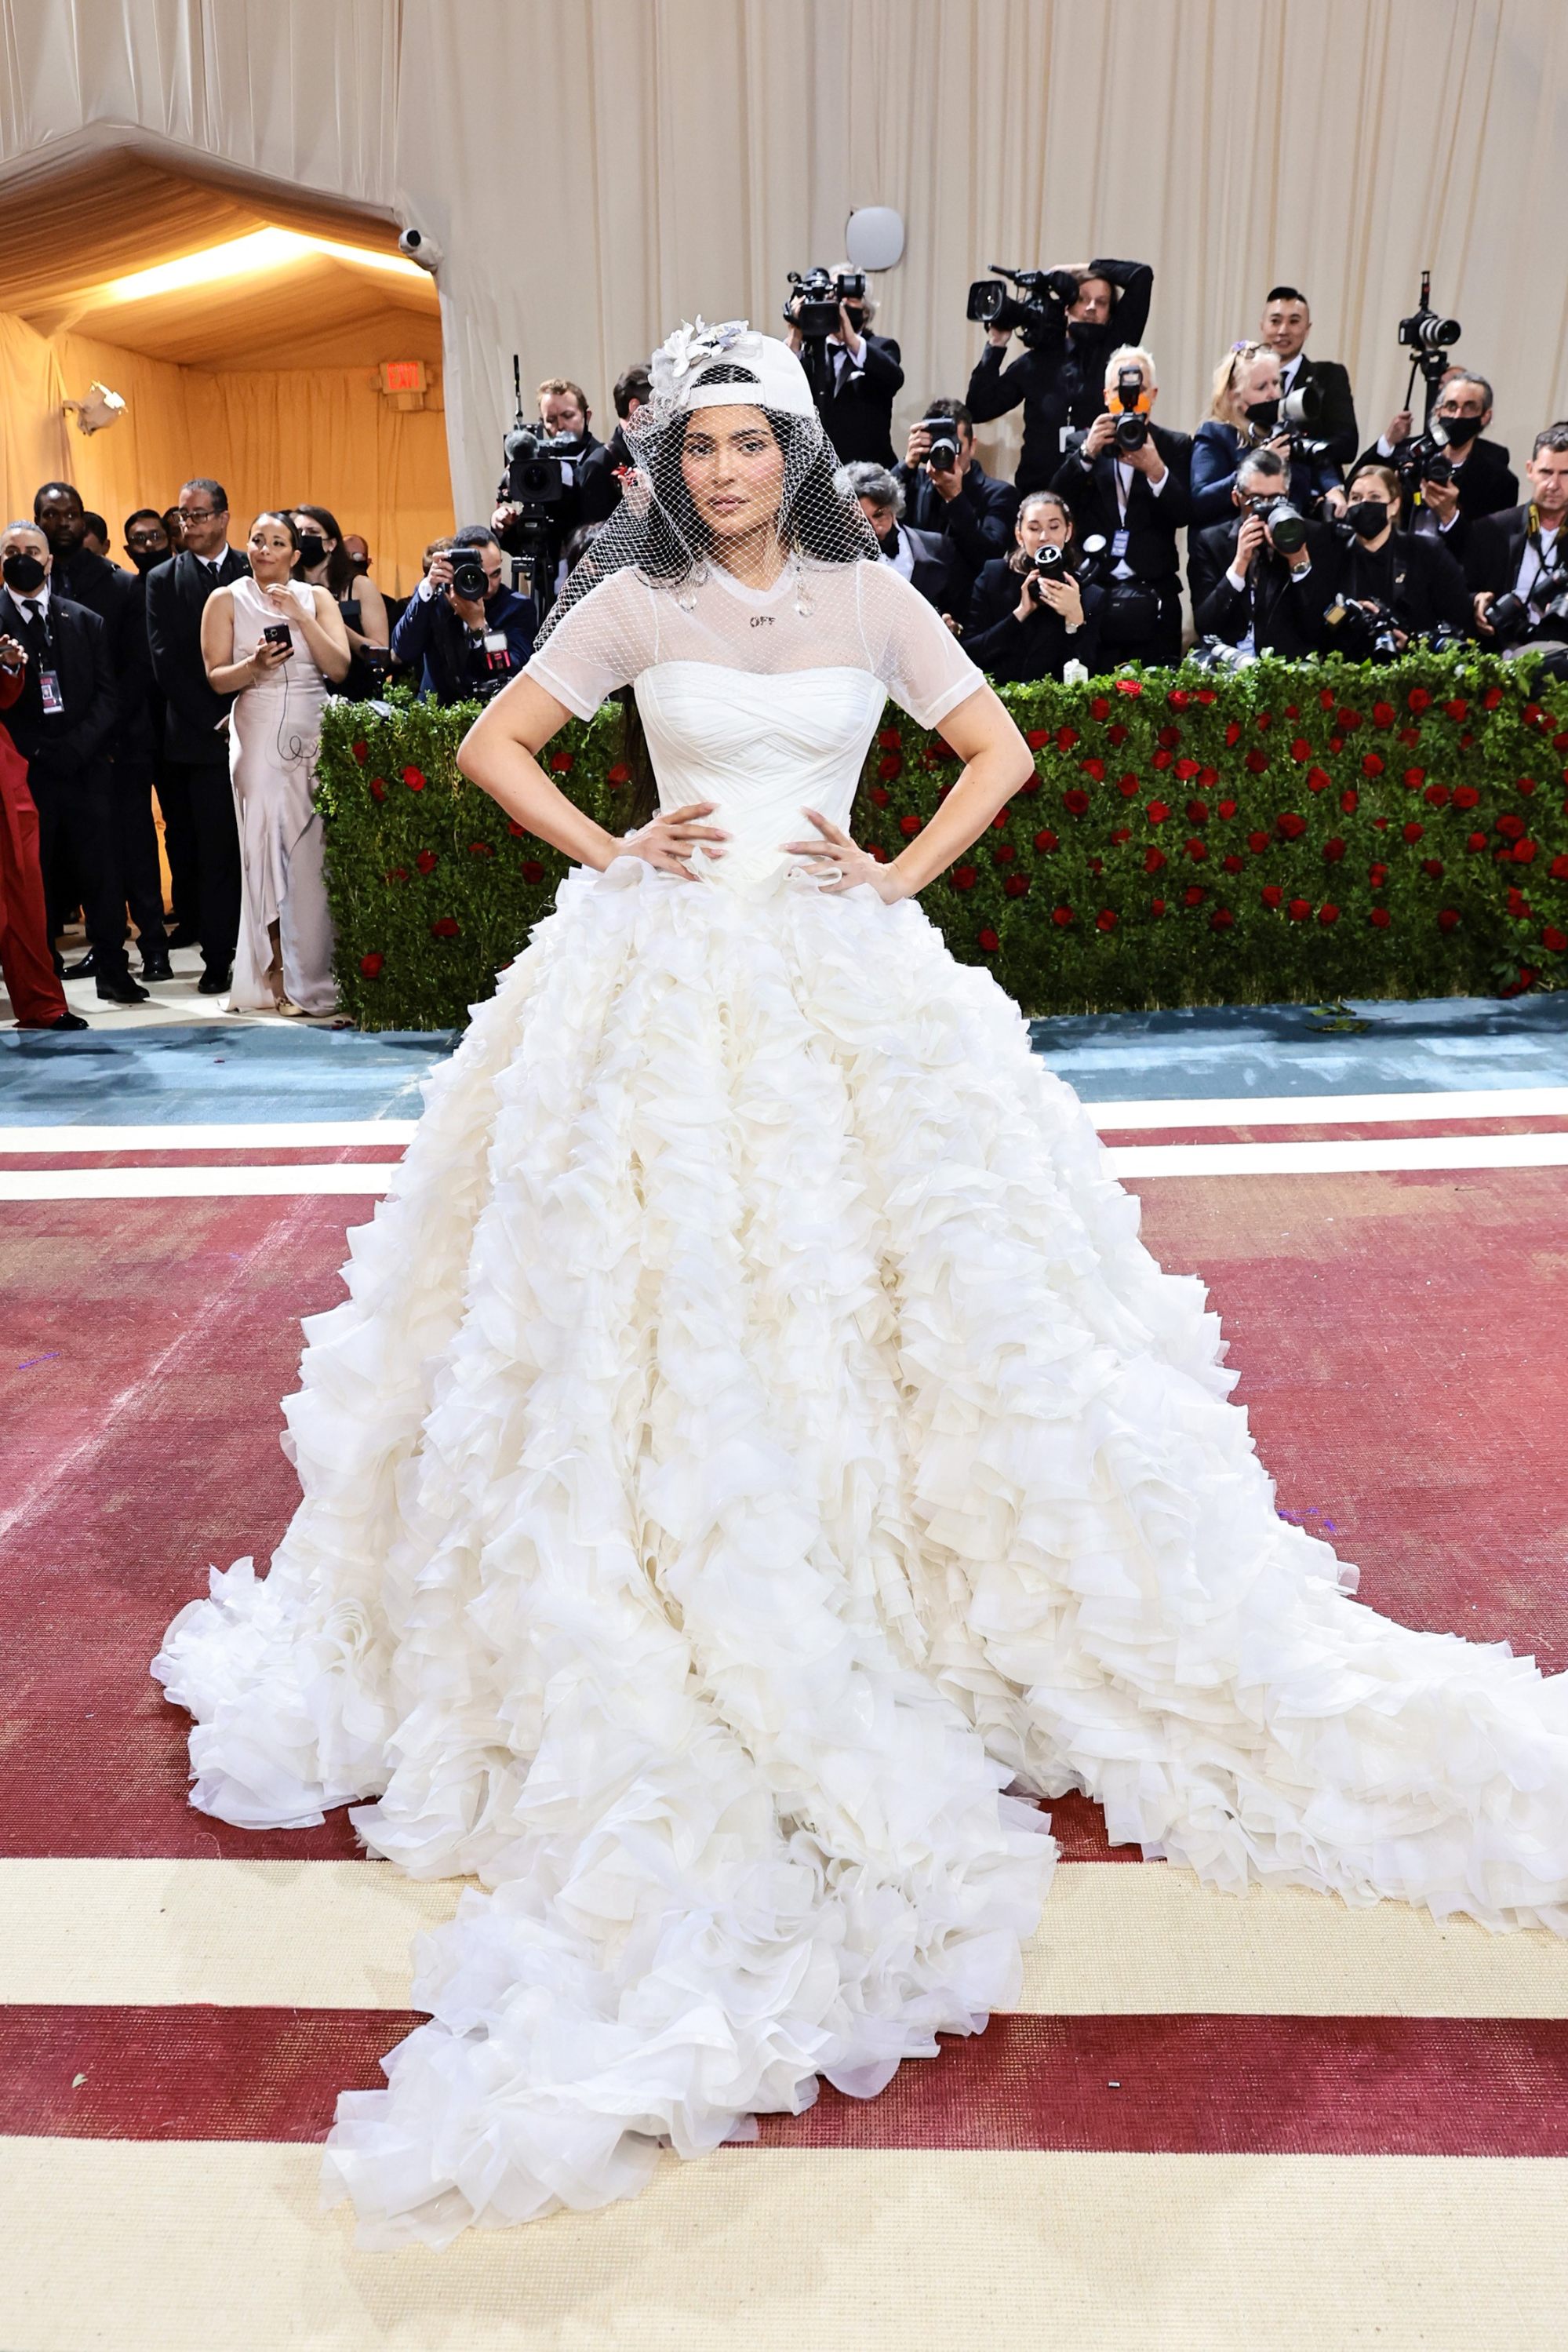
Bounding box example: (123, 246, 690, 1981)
(1247, 493, 1309, 555)
(919, 414, 963, 471)
(965, 264, 1079, 351)
(1024, 539, 1070, 599)
(1111, 365, 1148, 452)
(784, 266, 867, 338)
(1323, 591, 1403, 662)
(1399, 279, 1462, 358)
(446, 546, 489, 603)
(1394, 432, 1453, 493)
(1484, 562, 1568, 648)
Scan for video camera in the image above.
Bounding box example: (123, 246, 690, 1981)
(784, 266, 867, 339)
(497, 355, 577, 611)
(966, 264, 1079, 351)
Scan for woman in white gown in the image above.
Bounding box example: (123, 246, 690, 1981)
(200, 512, 350, 1015)
(155, 323, 1568, 2249)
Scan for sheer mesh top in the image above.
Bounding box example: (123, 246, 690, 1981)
(525, 557, 984, 733)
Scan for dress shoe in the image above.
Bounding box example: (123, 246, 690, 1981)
(96, 970, 150, 1006)
(66, 946, 98, 978)
(165, 923, 201, 949)
(139, 951, 174, 981)
(21, 1009, 89, 1031)
(197, 966, 232, 996)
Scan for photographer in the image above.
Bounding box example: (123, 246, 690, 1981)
(493, 375, 602, 592)
(1321, 461, 1469, 659)
(1257, 286, 1359, 468)
(965, 257, 1152, 493)
(963, 491, 1103, 685)
(1467, 422, 1568, 674)
(787, 270, 904, 465)
(1188, 446, 1333, 657)
(1359, 370, 1518, 554)
(1049, 346, 1190, 668)
(844, 463, 966, 617)
(579, 365, 651, 525)
(894, 399, 1017, 583)
(390, 527, 535, 706)
(1192, 342, 1343, 527)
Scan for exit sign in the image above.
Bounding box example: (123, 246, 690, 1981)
(380, 361, 427, 394)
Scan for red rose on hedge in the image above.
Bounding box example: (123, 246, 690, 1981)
(1217, 797, 1237, 817)
(1117, 772, 1140, 796)
(1090, 695, 1111, 720)
(1319, 686, 1336, 709)
(1184, 837, 1208, 861)
(1403, 767, 1426, 789)
(1224, 720, 1242, 748)
(1444, 697, 1468, 720)
(950, 864, 977, 890)
(1544, 927, 1568, 952)
(878, 752, 902, 780)
(1004, 872, 1030, 898)
(1362, 752, 1384, 776)
(1288, 897, 1312, 920)
(389, 865, 409, 883)
(468, 840, 494, 858)
(521, 858, 546, 883)
(416, 849, 438, 874)
(977, 927, 1000, 952)
(1337, 707, 1362, 731)
(869, 785, 890, 806)
(1183, 885, 1206, 905)
(1373, 701, 1395, 729)
(1080, 757, 1106, 781)
(358, 951, 384, 978)
(1185, 797, 1210, 822)
(877, 727, 901, 749)
(1421, 856, 1444, 879)
(1275, 811, 1307, 839)
(369, 775, 387, 802)
(1222, 854, 1244, 873)
(1319, 904, 1341, 925)
(1056, 725, 1079, 751)
(1151, 897, 1167, 913)
(1167, 688, 1191, 709)
(1518, 775, 1537, 795)
(1551, 853, 1568, 879)
(1108, 723, 1129, 747)
(1195, 686, 1217, 704)
(1496, 813, 1526, 839)
(1483, 685, 1504, 710)
(1369, 862, 1388, 886)
(1370, 906, 1392, 927)
(508, 818, 526, 837)
(1144, 847, 1166, 873)
(1063, 788, 1090, 814)
(899, 813, 922, 836)
(1513, 839, 1538, 863)
(994, 843, 1017, 865)
(403, 765, 427, 791)
(1407, 686, 1432, 713)
(548, 751, 574, 774)
(1146, 799, 1170, 823)
(1175, 756, 1200, 780)
(606, 762, 631, 785)
(1151, 749, 1173, 770)
(1026, 728, 1050, 750)
(430, 916, 460, 939)
(1305, 766, 1330, 793)
(1424, 782, 1450, 806)
(1468, 832, 1487, 850)
(1052, 905, 1074, 927)
(1247, 829, 1270, 853)
(1111, 826, 1132, 845)
(1115, 678, 1143, 697)
(991, 806, 1010, 828)
(1210, 907, 1235, 930)
(1095, 908, 1118, 930)
(1290, 737, 1311, 763)
(1033, 830, 1059, 853)
(1340, 788, 1359, 814)
(1402, 821, 1424, 842)
(1261, 884, 1284, 907)
(352, 739, 369, 763)
(1438, 908, 1460, 932)
(1323, 837, 1346, 861)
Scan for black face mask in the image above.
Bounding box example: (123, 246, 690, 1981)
(1245, 396, 1280, 433)
(126, 545, 168, 574)
(296, 532, 327, 570)
(1437, 412, 1482, 448)
(2, 551, 47, 595)
(1344, 500, 1388, 540)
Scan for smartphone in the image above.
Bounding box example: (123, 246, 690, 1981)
(261, 621, 293, 657)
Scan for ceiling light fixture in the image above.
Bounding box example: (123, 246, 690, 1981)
(105, 228, 426, 303)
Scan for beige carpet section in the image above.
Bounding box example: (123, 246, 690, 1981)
(5, 1855, 1566, 2016)
(2, 2140, 1565, 2352)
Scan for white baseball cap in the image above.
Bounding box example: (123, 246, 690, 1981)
(651, 319, 816, 419)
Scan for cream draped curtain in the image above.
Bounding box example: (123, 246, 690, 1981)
(1, 0, 1564, 523)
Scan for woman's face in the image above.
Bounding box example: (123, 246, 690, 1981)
(293, 513, 335, 568)
(1017, 501, 1070, 555)
(1242, 354, 1283, 409)
(248, 519, 298, 579)
(679, 405, 785, 547)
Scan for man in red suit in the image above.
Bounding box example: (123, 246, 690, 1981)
(0, 626, 86, 1029)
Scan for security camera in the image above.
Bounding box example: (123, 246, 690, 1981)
(398, 227, 442, 271)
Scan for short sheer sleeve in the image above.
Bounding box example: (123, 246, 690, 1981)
(523, 567, 658, 720)
(857, 562, 986, 730)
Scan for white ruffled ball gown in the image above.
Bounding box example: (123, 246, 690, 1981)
(154, 559, 1568, 2248)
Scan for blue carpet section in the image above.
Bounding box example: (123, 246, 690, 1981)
(3, 996, 1568, 1124)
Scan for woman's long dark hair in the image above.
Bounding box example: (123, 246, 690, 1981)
(612, 370, 878, 826)
(292, 503, 356, 599)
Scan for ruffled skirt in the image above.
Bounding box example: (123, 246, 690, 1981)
(153, 855, 1568, 2247)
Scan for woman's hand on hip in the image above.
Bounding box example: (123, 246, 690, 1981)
(627, 799, 729, 879)
(781, 810, 910, 901)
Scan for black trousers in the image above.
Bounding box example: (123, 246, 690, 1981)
(113, 755, 168, 951)
(30, 760, 131, 981)
(155, 755, 199, 934)
(162, 757, 240, 974)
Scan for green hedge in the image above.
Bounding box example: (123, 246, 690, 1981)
(316, 650, 1568, 1032)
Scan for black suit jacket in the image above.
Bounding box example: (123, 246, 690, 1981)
(893, 459, 1018, 577)
(877, 526, 967, 616)
(1286, 356, 1359, 470)
(577, 426, 633, 526)
(1327, 528, 1471, 640)
(1189, 518, 1335, 657)
(53, 545, 148, 753)
(144, 547, 250, 763)
(0, 593, 118, 781)
(1049, 423, 1193, 581)
(963, 557, 1104, 683)
(816, 333, 904, 466)
(965, 258, 1155, 491)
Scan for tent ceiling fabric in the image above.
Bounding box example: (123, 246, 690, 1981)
(0, 147, 436, 367)
(0, 0, 1564, 520)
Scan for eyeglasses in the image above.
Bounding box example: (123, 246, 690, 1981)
(177, 508, 222, 522)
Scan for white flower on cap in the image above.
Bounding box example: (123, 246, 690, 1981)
(649, 315, 816, 419)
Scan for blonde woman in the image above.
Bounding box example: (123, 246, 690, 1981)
(200, 511, 350, 1014)
(1191, 339, 1341, 525)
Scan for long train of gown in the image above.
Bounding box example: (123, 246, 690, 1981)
(155, 657, 1568, 2248)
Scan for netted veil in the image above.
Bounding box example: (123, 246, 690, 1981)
(536, 317, 881, 653)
